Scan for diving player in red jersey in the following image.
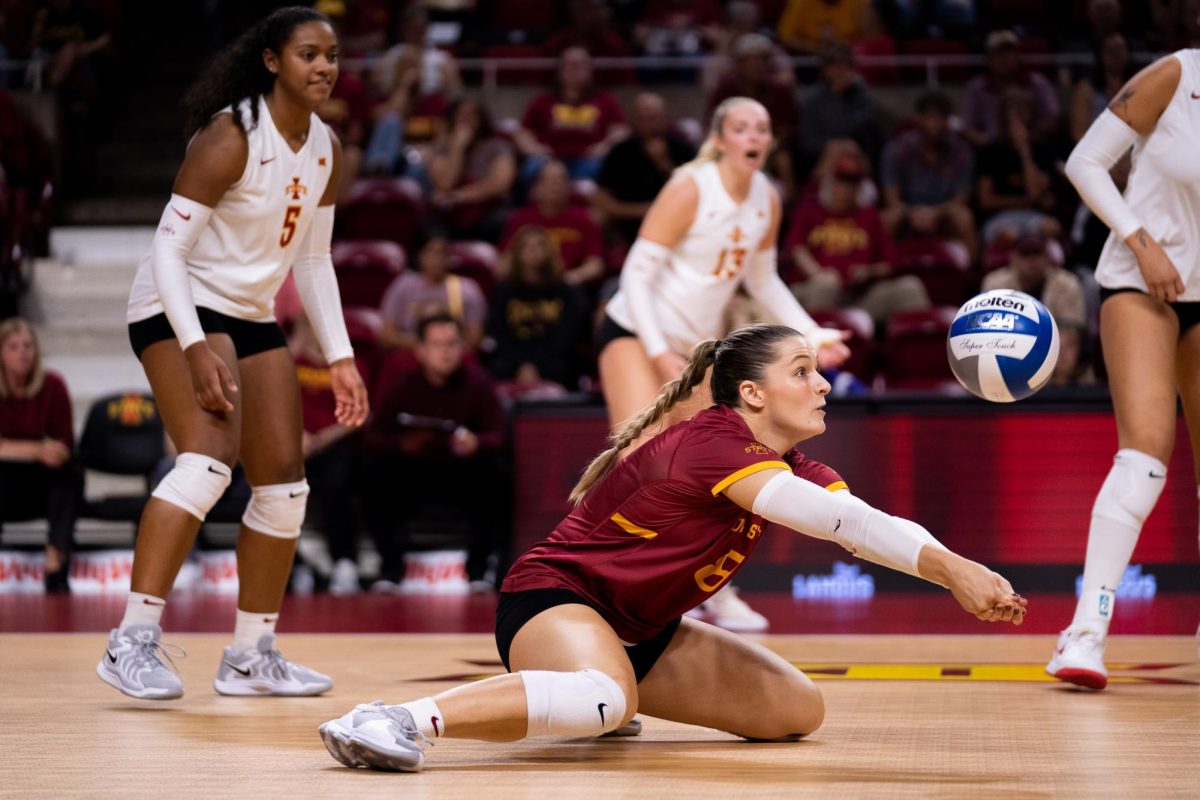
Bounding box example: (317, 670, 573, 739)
(319, 323, 1027, 772)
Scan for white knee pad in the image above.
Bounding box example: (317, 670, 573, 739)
(151, 452, 232, 521)
(241, 480, 309, 539)
(1092, 449, 1167, 528)
(521, 668, 628, 738)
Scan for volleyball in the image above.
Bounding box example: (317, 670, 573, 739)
(946, 289, 1060, 402)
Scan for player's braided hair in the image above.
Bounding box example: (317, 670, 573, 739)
(569, 323, 800, 504)
(181, 6, 330, 138)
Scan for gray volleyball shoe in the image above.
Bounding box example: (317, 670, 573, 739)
(213, 633, 333, 696)
(96, 624, 185, 700)
(319, 701, 430, 772)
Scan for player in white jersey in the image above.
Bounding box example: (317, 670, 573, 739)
(96, 7, 368, 701)
(1050, 47, 1200, 689)
(598, 98, 851, 633)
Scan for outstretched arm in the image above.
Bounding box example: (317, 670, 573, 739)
(724, 469, 1026, 624)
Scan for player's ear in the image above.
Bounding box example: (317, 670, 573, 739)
(738, 379, 765, 410)
(263, 48, 280, 75)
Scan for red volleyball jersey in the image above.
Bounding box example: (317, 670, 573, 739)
(501, 404, 845, 643)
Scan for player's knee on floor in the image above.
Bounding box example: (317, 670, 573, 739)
(520, 668, 632, 738)
(151, 452, 233, 520)
(242, 480, 309, 538)
(1093, 449, 1167, 528)
(740, 671, 824, 740)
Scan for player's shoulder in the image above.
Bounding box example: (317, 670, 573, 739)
(660, 167, 702, 204)
(682, 406, 777, 452)
(786, 448, 847, 491)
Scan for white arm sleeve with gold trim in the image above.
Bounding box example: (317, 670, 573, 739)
(751, 471, 946, 579)
(150, 194, 213, 350)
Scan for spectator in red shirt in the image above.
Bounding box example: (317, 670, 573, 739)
(0, 317, 80, 593)
(501, 160, 606, 288)
(289, 310, 365, 595)
(361, 314, 510, 589)
(786, 155, 930, 325)
(514, 47, 628, 183)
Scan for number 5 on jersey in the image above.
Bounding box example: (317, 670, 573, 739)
(280, 205, 302, 247)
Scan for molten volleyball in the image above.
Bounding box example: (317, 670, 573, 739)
(946, 289, 1059, 402)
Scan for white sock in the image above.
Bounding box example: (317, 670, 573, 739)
(232, 609, 278, 652)
(1070, 449, 1166, 632)
(398, 697, 445, 738)
(119, 592, 166, 631)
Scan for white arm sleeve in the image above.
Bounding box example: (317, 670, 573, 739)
(741, 248, 844, 349)
(150, 194, 214, 351)
(292, 205, 354, 364)
(751, 470, 946, 579)
(1064, 109, 1143, 241)
(617, 238, 672, 359)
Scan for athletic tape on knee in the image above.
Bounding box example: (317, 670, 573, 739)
(1092, 449, 1167, 528)
(151, 452, 232, 520)
(520, 668, 627, 738)
(242, 480, 309, 539)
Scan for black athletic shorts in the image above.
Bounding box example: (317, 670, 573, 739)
(1099, 287, 1200, 335)
(495, 587, 682, 683)
(593, 313, 637, 357)
(128, 307, 288, 360)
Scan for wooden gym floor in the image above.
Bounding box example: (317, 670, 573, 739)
(1, 633, 1196, 799)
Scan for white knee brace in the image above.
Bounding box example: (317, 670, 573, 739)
(521, 668, 627, 738)
(151, 452, 232, 520)
(1093, 449, 1167, 528)
(242, 480, 309, 539)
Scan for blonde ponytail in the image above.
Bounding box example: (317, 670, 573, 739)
(569, 339, 719, 505)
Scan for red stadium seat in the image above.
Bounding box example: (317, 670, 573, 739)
(495, 379, 569, 403)
(492, 0, 558, 32)
(893, 237, 975, 306)
(811, 307, 876, 382)
(332, 240, 408, 309)
(450, 240, 500, 299)
(337, 178, 426, 254)
(882, 307, 964, 392)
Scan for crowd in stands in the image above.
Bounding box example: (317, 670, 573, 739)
(8, 0, 1200, 592)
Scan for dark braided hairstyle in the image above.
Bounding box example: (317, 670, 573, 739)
(570, 323, 802, 505)
(181, 6, 331, 138)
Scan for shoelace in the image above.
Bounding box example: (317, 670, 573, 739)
(130, 631, 186, 675)
(356, 701, 432, 748)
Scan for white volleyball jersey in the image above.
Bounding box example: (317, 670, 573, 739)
(1096, 49, 1200, 299)
(128, 96, 334, 323)
(606, 161, 774, 354)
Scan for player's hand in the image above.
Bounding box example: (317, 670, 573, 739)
(451, 426, 479, 457)
(652, 351, 689, 384)
(184, 342, 237, 414)
(946, 558, 1027, 626)
(808, 327, 851, 369)
(329, 359, 369, 427)
(1127, 229, 1185, 303)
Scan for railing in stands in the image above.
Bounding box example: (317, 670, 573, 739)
(346, 50, 1162, 94)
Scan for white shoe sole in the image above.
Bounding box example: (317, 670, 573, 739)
(213, 677, 333, 697)
(318, 721, 424, 772)
(96, 661, 182, 700)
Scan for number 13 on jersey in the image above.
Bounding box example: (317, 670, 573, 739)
(713, 247, 748, 280)
(280, 205, 302, 247)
